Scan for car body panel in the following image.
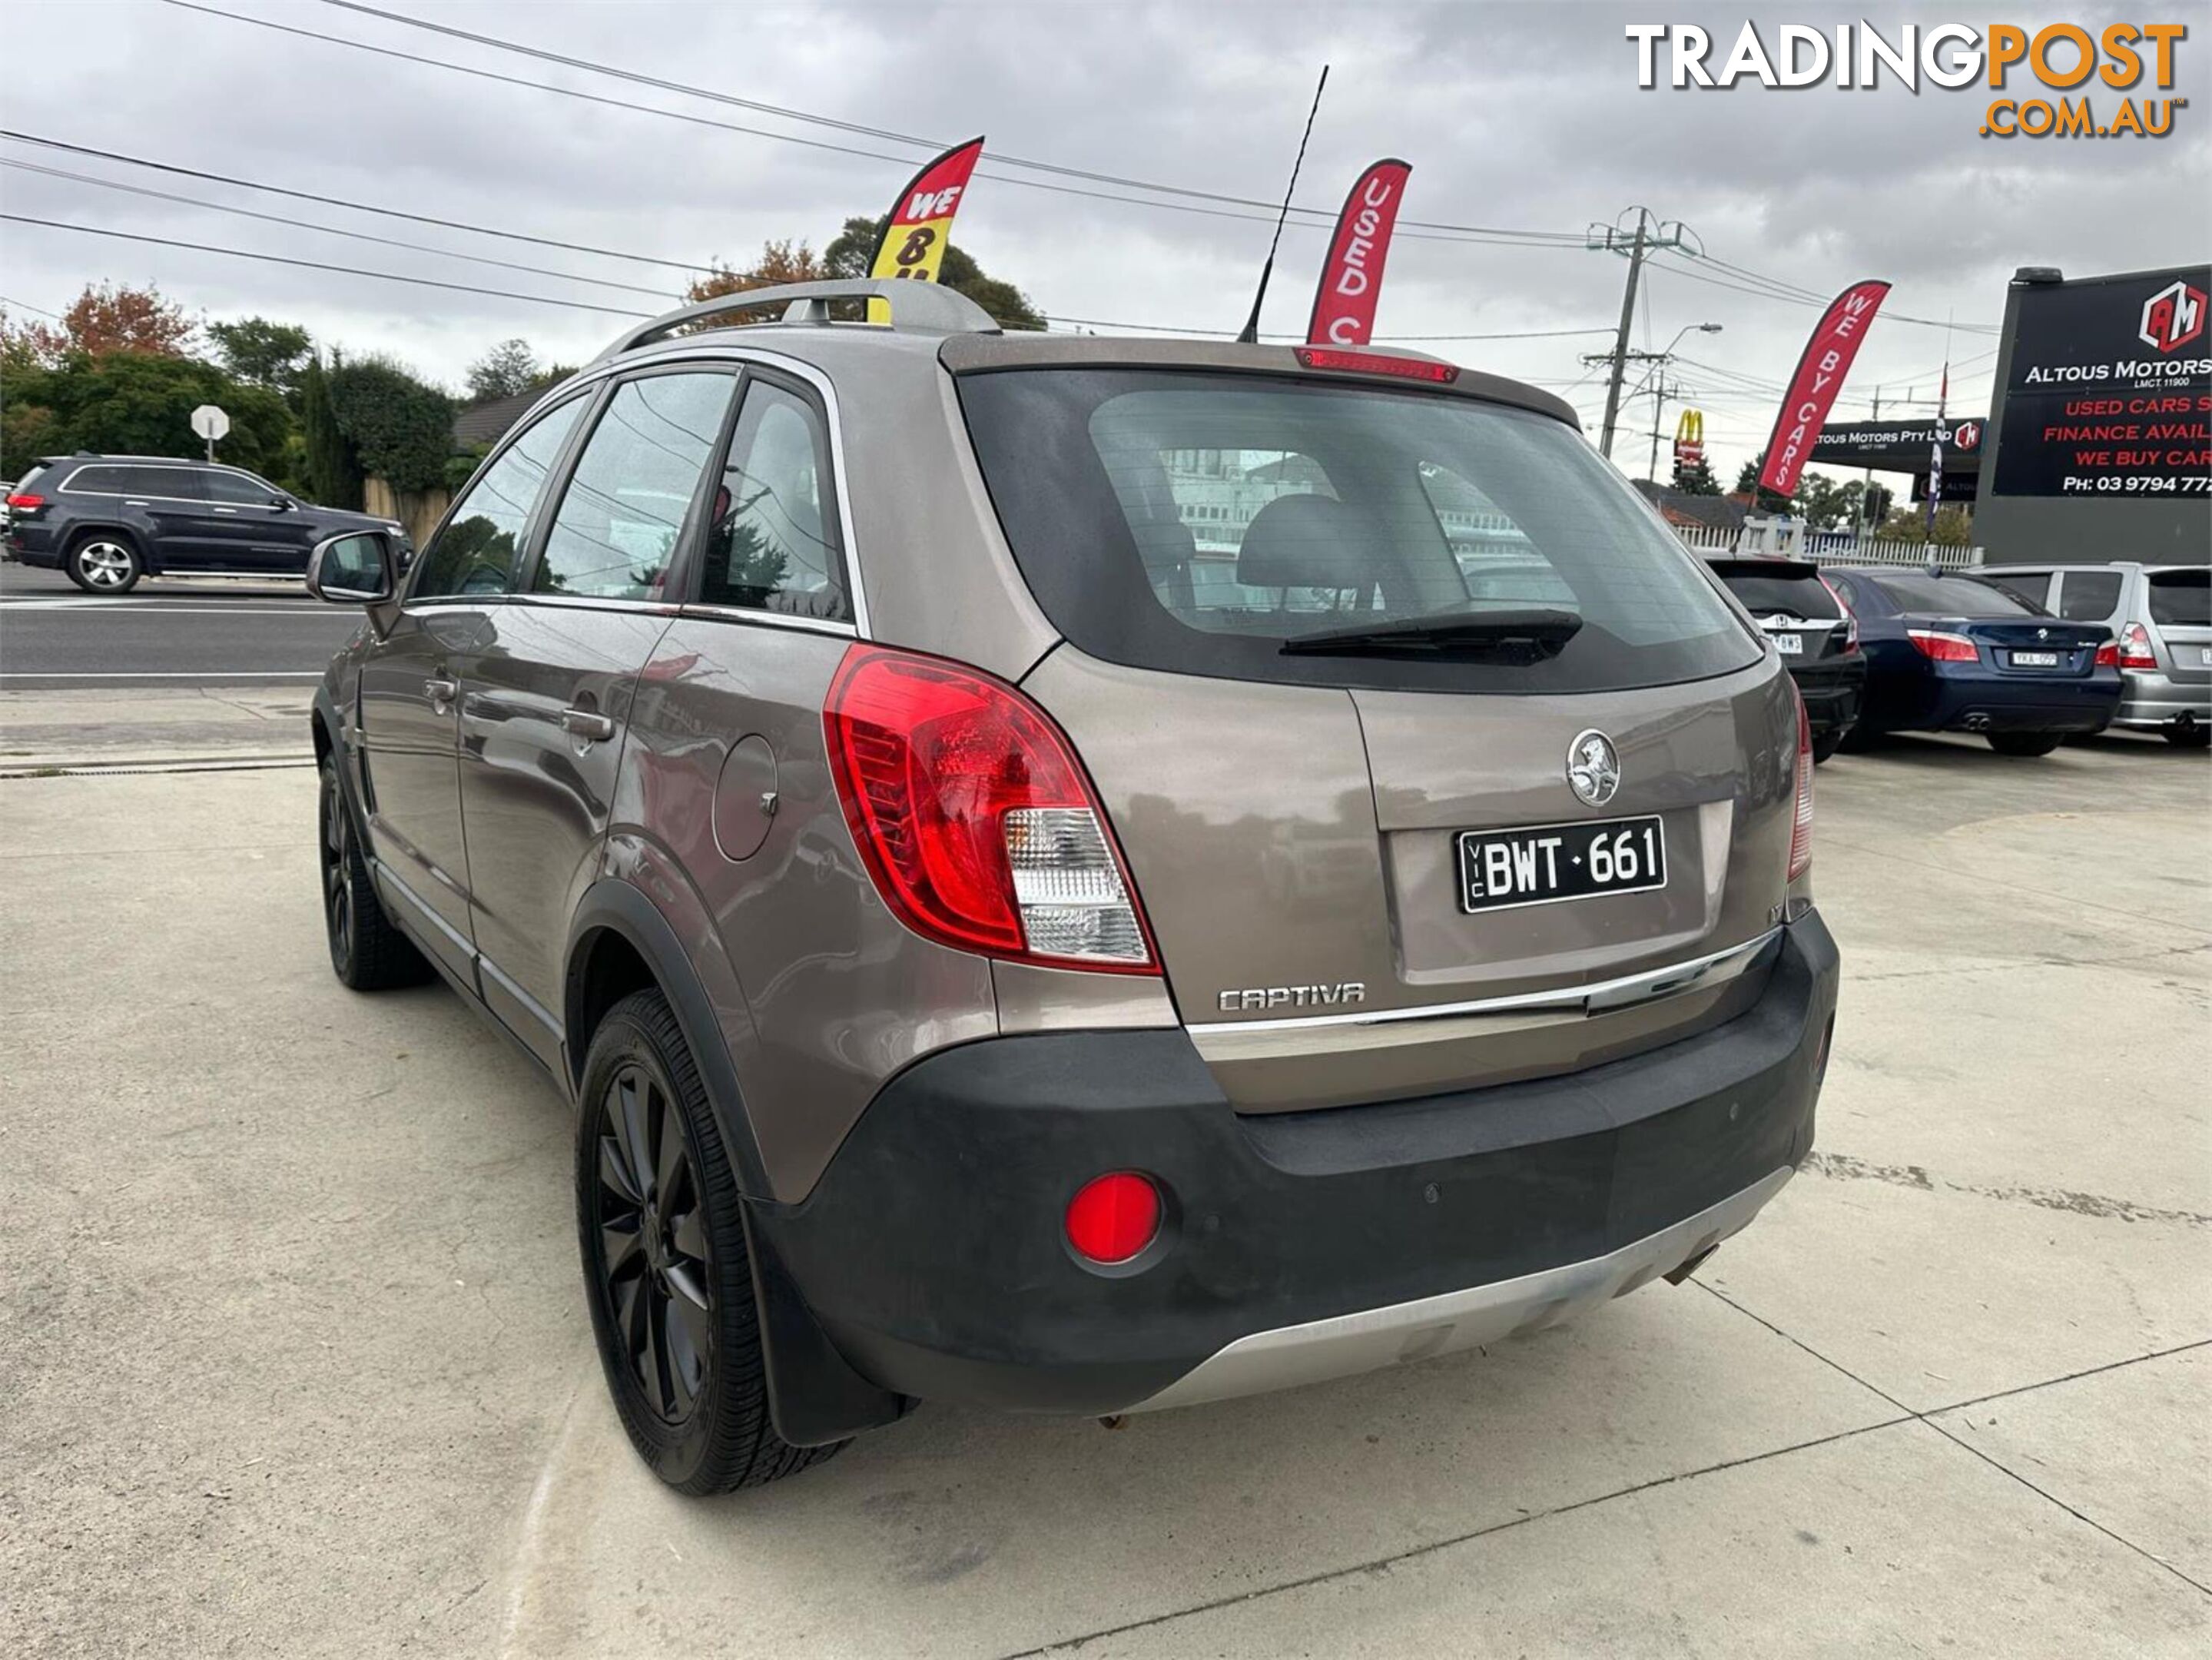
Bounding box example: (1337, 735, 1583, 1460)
(1982, 562, 2210, 731)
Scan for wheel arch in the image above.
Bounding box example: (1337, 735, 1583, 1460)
(63, 521, 155, 574)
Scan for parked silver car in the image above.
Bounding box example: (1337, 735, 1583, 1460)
(304, 280, 1839, 1493)
(1982, 563, 2212, 747)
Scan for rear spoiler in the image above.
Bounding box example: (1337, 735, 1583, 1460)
(1703, 557, 1822, 580)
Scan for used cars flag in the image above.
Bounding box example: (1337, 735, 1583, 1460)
(1305, 159, 1412, 347)
(867, 137, 985, 323)
(1756, 279, 1891, 498)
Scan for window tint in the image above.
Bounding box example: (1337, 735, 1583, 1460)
(122, 466, 206, 499)
(201, 470, 275, 506)
(698, 380, 849, 620)
(1865, 572, 2042, 617)
(2056, 570, 2122, 620)
(64, 466, 128, 495)
(958, 369, 1758, 694)
(2148, 569, 2210, 626)
(536, 373, 733, 600)
(1983, 571, 2053, 610)
(413, 397, 586, 599)
(1710, 566, 1841, 619)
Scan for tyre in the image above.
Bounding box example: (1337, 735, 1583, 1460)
(64, 533, 142, 594)
(2164, 722, 2211, 750)
(319, 757, 430, 989)
(1836, 721, 1882, 754)
(576, 988, 844, 1494)
(1986, 731, 2065, 757)
(1809, 729, 1845, 765)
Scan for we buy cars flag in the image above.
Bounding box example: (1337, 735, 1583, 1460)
(1306, 159, 1412, 347)
(1756, 279, 1892, 498)
(867, 137, 984, 323)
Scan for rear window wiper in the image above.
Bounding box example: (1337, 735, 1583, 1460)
(1279, 608, 1583, 661)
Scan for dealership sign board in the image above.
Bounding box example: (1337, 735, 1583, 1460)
(1811, 419, 1985, 472)
(1991, 265, 2211, 498)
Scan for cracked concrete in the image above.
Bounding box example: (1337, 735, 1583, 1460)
(1, 725, 2205, 1657)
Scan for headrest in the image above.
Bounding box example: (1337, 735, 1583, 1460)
(1236, 493, 1383, 589)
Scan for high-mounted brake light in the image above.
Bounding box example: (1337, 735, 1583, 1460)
(5, 493, 45, 510)
(1819, 575, 1859, 652)
(1293, 347, 1459, 384)
(1788, 690, 1815, 883)
(1907, 629, 1979, 662)
(823, 644, 1158, 973)
(2116, 622, 2157, 670)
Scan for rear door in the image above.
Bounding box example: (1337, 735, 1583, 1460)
(357, 393, 591, 982)
(2144, 569, 2212, 684)
(457, 367, 736, 1061)
(961, 365, 1786, 1111)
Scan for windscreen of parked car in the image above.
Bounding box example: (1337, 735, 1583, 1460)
(1862, 572, 2046, 617)
(2148, 569, 2210, 626)
(957, 369, 1760, 693)
(1709, 563, 1841, 619)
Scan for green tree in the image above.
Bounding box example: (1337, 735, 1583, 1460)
(327, 355, 453, 493)
(1673, 455, 1720, 495)
(465, 337, 543, 401)
(207, 317, 313, 402)
(4, 351, 288, 476)
(1877, 502, 1973, 546)
(821, 215, 1044, 329)
(300, 353, 361, 509)
(1796, 473, 1865, 532)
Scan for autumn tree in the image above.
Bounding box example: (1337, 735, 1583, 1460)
(684, 240, 827, 307)
(822, 216, 1042, 329)
(12, 281, 197, 364)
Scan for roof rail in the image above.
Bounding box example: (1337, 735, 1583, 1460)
(590, 278, 1001, 364)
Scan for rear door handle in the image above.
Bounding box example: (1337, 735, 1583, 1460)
(423, 677, 459, 709)
(559, 707, 615, 742)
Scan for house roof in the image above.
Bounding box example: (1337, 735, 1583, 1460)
(451, 390, 541, 449)
(1632, 480, 1748, 531)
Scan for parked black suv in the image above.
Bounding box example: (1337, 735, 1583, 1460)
(1703, 556, 1865, 762)
(4, 453, 409, 593)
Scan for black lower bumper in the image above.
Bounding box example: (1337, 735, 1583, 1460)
(1789, 658, 1865, 740)
(752, 914, 1839, 1421)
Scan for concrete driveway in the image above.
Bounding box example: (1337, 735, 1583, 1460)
(2, 719, 2206, 1657)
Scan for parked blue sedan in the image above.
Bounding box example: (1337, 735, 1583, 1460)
(1822, 566, 2121, 756)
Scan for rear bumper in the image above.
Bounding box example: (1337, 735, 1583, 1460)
(2115, 669, 2212, 729)
(754, 911, 1840, 1416)
(1919, 670, 2121, 735)
(1786, 657, 1865, 739)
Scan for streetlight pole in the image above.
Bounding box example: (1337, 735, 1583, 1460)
(1598, 322, 1721, 482)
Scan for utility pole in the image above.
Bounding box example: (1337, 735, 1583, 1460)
(1647, 375, 1674, 483)
(1587, 208, 1695, 460)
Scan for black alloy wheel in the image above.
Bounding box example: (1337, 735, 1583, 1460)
(321, 772, 355, 968)
(590, 1063, 715, 1424)
(317, 756, 429, 990)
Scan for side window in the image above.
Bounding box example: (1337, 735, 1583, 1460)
(698, 380, 850, 620)
(63, 466, 127, 495)
(129, 466, 207, 499)
(1987, 571, 2054, 610)
(412, 397, 586, 600)
(201, 470, 274, 506)
(2055, 570, 2122, 621)
(536, 373, 735, 600)
(1828, 574, 1865, 612)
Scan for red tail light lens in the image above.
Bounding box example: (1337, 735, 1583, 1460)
(1907, 629, 1979, 662)
(2117, 622, 2157, 670)
(1788, 691, 1814, 882)
(1065, 1172, 1162, 1265)
(823, 644, 1158, 972)
(2094, 639, 2120, 669)
(1294, 347, 1460, 383)
(5, 493, 44, 510)
(1818, 575, 1859, 652)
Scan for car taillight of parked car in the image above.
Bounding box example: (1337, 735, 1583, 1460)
(1906, 629, 1978, 662)
(1818, 575, 1859, 652)
(4, 493, 44, 511)
(823, 643, 1159, 973)
(2117, 622, 2157, 670)
(2094, 639, 2121, 669)
(1788, 691, 1814, 882)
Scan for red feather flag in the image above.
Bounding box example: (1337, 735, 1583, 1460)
(1305, 159, 1412, 347)
(1756, 279, 1891, 498)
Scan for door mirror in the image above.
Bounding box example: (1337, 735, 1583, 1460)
(307, 530, 396, 603)
(269, 493, 295, 511)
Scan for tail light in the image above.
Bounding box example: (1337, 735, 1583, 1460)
(1818, 575, 1858, 652)
(1065, 1172, 1162, 1265)
(823, 644, 1158, 973)
(1788, 690, 1814, 882)
(1907, 629, 1979, 662)
(4, 493, 44, 511)
(2094, 639, 2120, 669)
(2117, 622, 2157, 670)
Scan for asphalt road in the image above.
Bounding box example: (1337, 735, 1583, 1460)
(0, 560, 359, 687)
(2, 721, 2206, 1657)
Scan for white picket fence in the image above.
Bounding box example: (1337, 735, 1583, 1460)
(1670, 521, 1982, 569)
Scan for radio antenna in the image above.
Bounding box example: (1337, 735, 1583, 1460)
(1235, 64, 1329, 345)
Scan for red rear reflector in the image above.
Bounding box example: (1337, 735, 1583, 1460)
(2117, 622, 2157, 670)
(822, 644, 1158, 972)
(1065, 1172, 1162, 1265)
(1294, 347, 1459, 384)
(1907, 629, 1979, 662)
(1788, 690, 1815, 882)
(2094, 639, 2120, 669)
(5, 493, 44, 510)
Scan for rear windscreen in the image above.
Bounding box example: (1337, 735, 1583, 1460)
(956, 369, 1759, 693)
(1713, 569, 1840, 619)
(2149, 569, 2210, 627)
(1863, 572, 2045, 618)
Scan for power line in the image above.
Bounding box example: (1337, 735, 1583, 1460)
(1650, 251, 2000, 334)
(1, 158, 680, 301)
(0, 215, 655, 318)
(2, 130, 714, 274)
(0, 293, 62, 319)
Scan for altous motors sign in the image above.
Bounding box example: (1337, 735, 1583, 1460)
(1625, 21, 2190, 139)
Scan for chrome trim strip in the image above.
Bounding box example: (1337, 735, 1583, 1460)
(369, 857, 473, 958)
(1129, 1167, 1793, 1413)
(676, 603, 858, 639)
(479, 955, 562, 1038)
(1188, 927, 1783, 1036)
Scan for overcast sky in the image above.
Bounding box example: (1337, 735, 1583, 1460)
(2, 1, 2205, 486)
